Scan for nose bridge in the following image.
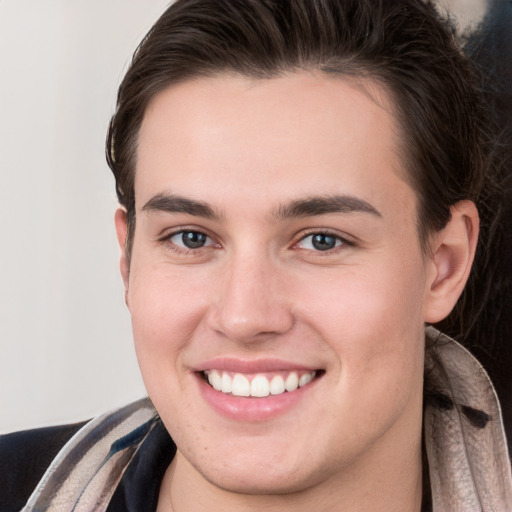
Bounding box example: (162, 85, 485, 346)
(210, 248, 293, 342)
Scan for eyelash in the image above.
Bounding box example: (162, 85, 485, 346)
(158, 228, 354, 256)
(294, 230, 354, 254)
(158, 228, 217, 255)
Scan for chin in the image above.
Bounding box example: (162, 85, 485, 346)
(200, 462, 321, 496)
(170, 428, 320, 495)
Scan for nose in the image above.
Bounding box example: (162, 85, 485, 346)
(207, 253, 294, 343)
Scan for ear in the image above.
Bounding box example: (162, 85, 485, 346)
(114, 208, 130, 303)
(424, 200, 479, 323)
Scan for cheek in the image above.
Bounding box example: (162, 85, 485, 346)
(295, 252, 427, 400)
(297, 253, 426, 337)
(127, 263, 211, 378)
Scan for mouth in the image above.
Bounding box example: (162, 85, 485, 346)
(202, 369, 322, 398)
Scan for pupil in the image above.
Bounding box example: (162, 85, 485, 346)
(182, 231, 206, 249)
(312, 234, 336, 251)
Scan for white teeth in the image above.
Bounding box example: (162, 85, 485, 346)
(251, 375, 270, 397)
(232, 373, 251, 397)
(285, 372, 299, 392)
(206, 370, 317, 397)
(221, 372, 232, 393)
(299, 372, 314, 387)
(270, 375, 285, 395)
(207, 370, 222, 391)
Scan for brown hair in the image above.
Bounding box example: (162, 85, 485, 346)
(106, 0, 488, 261)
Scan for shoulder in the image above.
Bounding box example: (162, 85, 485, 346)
(0, 421, 87, 512)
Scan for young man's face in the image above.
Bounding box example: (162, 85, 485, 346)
(118, 73, 439, 496)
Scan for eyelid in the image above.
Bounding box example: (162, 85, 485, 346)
(158, 224, 214, 241)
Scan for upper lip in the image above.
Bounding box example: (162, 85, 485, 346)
(194, 358, 321, 373)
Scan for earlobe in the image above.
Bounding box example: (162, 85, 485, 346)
(424, 200, 479, 323)
(114, 208, 130, 303)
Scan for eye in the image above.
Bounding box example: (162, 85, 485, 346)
(296, 232, 345, 251)
(168, 230, 214, 250)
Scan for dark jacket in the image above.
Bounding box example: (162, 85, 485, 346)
(0, 417, 174, 512)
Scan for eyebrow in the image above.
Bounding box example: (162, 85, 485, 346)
(141, 192, 381, 221)
(274, 195, 382, 219)
(142, 193, 221, 220)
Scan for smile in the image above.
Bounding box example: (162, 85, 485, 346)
(203, 370, 317, 397)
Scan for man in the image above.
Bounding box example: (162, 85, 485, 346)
(2, 0, 512, 511)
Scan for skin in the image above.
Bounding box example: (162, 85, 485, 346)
(115, 72, 479, 511)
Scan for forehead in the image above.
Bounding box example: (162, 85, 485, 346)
(135, 72, 416, 223)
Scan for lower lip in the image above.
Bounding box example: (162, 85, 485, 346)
(196, 373, 320, 422)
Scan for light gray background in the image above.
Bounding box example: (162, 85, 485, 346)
(0, 0, 486, 433)
(0, 0, 169, 433)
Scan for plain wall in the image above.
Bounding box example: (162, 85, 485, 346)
(0, 0, 170, 433)
(0, 0, 486, 433)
